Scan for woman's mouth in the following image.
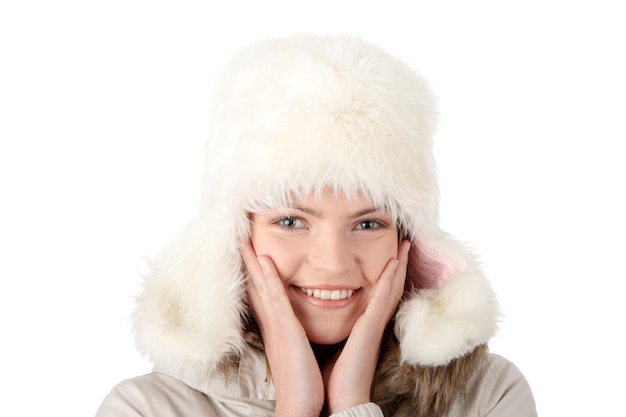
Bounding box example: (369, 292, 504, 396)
(299, 287, 355, 300)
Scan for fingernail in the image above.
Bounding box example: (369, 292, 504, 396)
(257, 256, 269, 271)
(391, 259, 400, 270)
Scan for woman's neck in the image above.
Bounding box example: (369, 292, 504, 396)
(311, 340, 345, 367)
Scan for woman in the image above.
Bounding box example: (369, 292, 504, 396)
(96, 34, 536, 416)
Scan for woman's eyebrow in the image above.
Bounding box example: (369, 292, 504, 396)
(289, 205, 322, 217)
(350, 207, 384, 218)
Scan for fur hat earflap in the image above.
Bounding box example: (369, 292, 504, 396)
(132, 33, 500, 378)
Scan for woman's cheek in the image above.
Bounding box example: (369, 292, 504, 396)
(364, 241, 398, 282)
(263, 239, 304, 283)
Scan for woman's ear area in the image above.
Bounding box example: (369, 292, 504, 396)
(397, 223, 411, 242)
(239, 237, 254, 256)
(244, 212, 256, 247)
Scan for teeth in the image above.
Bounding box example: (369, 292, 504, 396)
(300, 287, 354, 300)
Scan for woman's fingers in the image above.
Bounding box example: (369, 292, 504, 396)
(240, 240, 266, 288)
(241, 241, 293, 326)
(362, 239, 411, 325)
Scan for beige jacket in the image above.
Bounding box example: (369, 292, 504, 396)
(96, 343, 536, 417)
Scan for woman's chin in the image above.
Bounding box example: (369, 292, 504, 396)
(304, 324, 352, 346)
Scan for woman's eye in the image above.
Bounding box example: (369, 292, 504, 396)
(277, 217, 302, 228)
(355, 220, 381, 230)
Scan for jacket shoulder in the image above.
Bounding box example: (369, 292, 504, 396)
(95, 373, 212, 417)
(95, 365, 278, 417)
(465, 353, 537, 417)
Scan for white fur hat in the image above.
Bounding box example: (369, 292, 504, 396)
(133, 33, 499, 377)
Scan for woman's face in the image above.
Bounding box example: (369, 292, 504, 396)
(250, 189, 400, 345)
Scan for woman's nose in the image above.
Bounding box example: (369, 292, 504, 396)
(307, 230, 355, 276)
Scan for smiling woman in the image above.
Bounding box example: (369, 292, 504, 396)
(96, 33, 537, 417)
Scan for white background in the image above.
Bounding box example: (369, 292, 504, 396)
(1, 1, 624, 415)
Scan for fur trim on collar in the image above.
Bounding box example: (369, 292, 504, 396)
(132, 33, 500, 378)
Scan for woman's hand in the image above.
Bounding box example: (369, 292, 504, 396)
(241, 241, 324, 417)
(322, 240, 411, 414)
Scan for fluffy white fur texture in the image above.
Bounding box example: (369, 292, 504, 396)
(132, 33, 500, 378)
